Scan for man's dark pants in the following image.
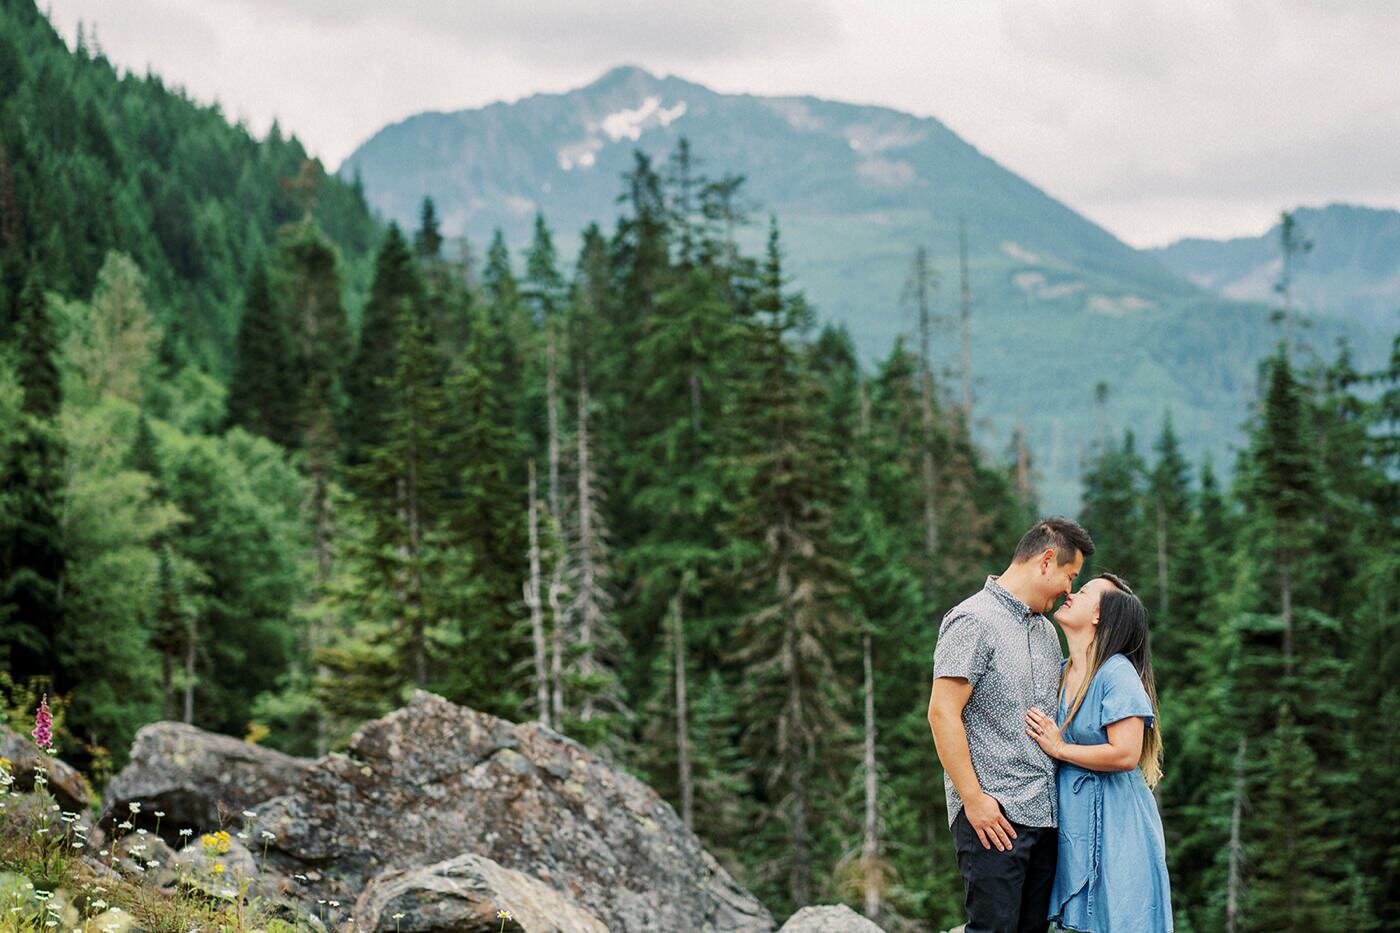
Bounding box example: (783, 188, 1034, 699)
(952, 805, 1058, 933)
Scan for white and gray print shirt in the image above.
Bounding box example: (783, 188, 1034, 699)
(933, 575, 1062, 828)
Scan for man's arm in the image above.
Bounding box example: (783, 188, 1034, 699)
(929, 677, 1017, 852)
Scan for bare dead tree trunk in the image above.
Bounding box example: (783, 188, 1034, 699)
(183, 616, 196, 724)
(958, 220, 973, 417)
(1227, 736, 1246, 933)
(546, 328, 563, 532)
(162, 652, 174, 721)
(310, 458, 335, 756)
(548, 556, 566, 726)
(910, 247, 941, 589)
(545, 327, 569, 726)
(572, 365, 619, 730)
(525, 460, 550, 727)
(402, 458, 427, 687)
(779, 521, 812, 907)
(862, 632, 880, 922)
(671, 578, 693, 830)
(576, 373, 598, 723)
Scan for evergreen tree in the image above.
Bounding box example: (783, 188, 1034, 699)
(481, 228, 532, 451)
(729, 222, 853, 911)
(226, 264, 297, 446)
(345, 290, 454, 691)
(1079, 428, 1148, 584)
(1241, 706, 1334, 932)
(0, 274, 66, 687)
(1238, 349, 1322, 668)
(344, 224, 421, 465)
(1145, 414, 1193, 682)
(414, 196, 443, 260)
(436, 340, 528, 721)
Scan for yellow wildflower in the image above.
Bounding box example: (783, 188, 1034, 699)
(200, 830, 232, 855)
(211, 863, 225, 875)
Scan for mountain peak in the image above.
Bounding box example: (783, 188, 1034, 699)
(585, 65, 662, 92)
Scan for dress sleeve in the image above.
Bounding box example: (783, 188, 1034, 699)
(934, 613, 992, 687)
(1099, 655, 1155, 729)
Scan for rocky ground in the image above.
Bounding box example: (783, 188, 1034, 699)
(5, 692, 895, 931)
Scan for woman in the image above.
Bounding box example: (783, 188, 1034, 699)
(1025, 573, 1173, 933)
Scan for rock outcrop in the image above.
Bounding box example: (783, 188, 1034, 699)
(101, 692, 775, 932)
(101, 721, 312, 837)
(1, 725, 91, 812)
(353, 853, 608, 932)
(255, 691, 773, 932)
(778, 905, 886, 932)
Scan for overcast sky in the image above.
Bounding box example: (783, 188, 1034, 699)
(44, 0, 1400, 247)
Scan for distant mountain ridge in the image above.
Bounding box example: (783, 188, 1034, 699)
(1151, 204, 1400, 330)
(342, 65, 1185, 299)
(341, 66, 1388, 507)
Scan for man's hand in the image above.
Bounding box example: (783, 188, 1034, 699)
(963, 791, 1017, 852)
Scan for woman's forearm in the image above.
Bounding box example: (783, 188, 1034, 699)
(1054, 740, 1138, 772)
(1054, 716, 1144, 771)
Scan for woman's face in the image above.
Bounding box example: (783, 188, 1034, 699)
(1055, 577, 1115, 631)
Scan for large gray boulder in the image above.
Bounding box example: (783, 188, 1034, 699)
(257, 691, 774, 932)
(353, 853, 608, 932)
(0, 725, 91, 812)
(100, 721, 311, 840)
(778, 905, 885, 932)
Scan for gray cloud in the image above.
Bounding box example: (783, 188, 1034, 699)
(219, 0, 841, 64)
(42, 0, 1400, 247)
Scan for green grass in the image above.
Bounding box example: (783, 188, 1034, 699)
(0, 782, 299, 933)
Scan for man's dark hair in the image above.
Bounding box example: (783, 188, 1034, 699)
(1012, 516, 1095, 565)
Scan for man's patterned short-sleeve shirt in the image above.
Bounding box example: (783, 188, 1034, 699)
(933, 575, 1062, 828)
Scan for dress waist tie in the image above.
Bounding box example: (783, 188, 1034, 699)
(1070, 768, 1103, 920)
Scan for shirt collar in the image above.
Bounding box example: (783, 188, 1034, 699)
(985, 575, 1039, 621)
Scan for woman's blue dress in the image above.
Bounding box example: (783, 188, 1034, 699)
(1049, 653, 1173, 933)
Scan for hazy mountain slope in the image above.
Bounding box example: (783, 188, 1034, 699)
(1151, 204, 1400, 330)
(345, 66, 1183, 294)
(342, 67, 1382, 507)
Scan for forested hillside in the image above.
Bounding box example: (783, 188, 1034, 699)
(1, 1, 1396, 930)
(0, 0, 378, 371)
(0, 0, 381, 766)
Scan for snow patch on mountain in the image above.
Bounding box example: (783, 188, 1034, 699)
(558, 138, 603, 171)
(559, 98, 687, 170)
(1088, 294, 1155, 315)
(1002, 241, 1044, 265)
(844, 122, 925, 154)
(763, 99, 824, 131)
(856, 158, 916, 187)
(600, 97, 687, 142)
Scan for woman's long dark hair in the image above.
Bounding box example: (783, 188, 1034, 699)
(1061, 573, 1163, 787)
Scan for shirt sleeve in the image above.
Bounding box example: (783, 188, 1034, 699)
(933, 613, 991, 687)
(1099, 655, 1155, 729)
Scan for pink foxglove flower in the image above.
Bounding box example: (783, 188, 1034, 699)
(31, 694, 54, 752)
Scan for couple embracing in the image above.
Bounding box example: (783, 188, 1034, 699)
(929, 518, 1172, 933)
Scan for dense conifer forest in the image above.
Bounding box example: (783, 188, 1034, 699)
(0, 1, 1395, 928)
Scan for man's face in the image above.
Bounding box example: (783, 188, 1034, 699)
(1039, 550, 1083, 611)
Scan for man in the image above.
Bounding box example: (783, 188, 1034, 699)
(928, 517, 1094, 933)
